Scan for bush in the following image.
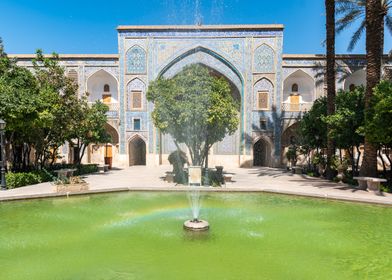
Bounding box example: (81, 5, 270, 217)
(6, 172, 43, 189)
(74, 164, 98, 176)
(4, 164, 98, 189)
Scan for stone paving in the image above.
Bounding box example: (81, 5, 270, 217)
(0, 166, 391, 205)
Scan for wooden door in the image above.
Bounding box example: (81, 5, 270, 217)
(102, 94, 111, 104)
(290, 95, 300, 111)
(105, 145, 112, 158)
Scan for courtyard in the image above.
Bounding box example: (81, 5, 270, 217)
(1, 166, 391, 206)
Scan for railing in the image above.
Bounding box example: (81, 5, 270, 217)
(282, 102, 312, 112)
(88, 102, 119, 119)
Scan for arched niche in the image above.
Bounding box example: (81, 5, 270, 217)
(86, 70, 119, 104)
(344, 69, 366, 91)
(253, 136, 274, 167)
(127, 78, 146, 111)
(283, 70, 315, 103)
(128, 135, 146, 166)
(253, 78, 274, 110)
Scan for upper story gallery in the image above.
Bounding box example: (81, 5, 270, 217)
(9, 25, 391, 168)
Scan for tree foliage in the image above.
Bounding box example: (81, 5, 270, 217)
(366, 80, 392, 145)
(299, 97, 328, 150)
(147, 64, 239, 166)
(0, 39, 109, 170)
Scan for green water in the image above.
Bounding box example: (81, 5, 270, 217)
(0, 192, 391, 280)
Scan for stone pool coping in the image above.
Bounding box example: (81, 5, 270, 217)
(1, 185, 392, 207)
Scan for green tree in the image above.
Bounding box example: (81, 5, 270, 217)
(299, 97, 328, 152)
(147, 64, 239, 167)
(325, 86, 365, 173)
(366, 80, 392, 181)
(67, 100, 110, 165)
(0, 38, 40, 170)
(31, 50, 81, 167)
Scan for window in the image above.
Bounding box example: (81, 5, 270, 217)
(349, 84, 356, 91)
(131, 91, 142, 110)
(259, 118, 267, 130)
(292, 83, 298, 93)
(104, 84, 110, 92)
(257, 91, 269, 110)
(133, 118, 141, 131)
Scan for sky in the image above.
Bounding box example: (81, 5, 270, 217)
(0, 0, 391, 55)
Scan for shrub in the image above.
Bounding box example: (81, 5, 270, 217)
(6, 172, 43, 189)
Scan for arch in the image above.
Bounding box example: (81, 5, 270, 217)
(254, 44, 275, 73)
(126, 45, 147, 74)
(254, 78, 274, 110)
(344, 69, 366, 91)
(253, 135, 274, 167)
(127, 78, 146, 110)
(86, 69, 119, 103)
(157, 46, 245, 156)
(104, 123, 119, 145)
(104, 84, 110, 92)
(128, 135, 146, 166)
(281, 122, 300, 147)
(158, 46, 244, 93)
(283, 69, 315, 104)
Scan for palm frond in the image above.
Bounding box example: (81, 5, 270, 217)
(348, 20, 366, 52)
(336, 9, 364, 33)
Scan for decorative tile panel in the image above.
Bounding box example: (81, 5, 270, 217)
(254, 44, 275, 73)
(126, 45, 146, 74)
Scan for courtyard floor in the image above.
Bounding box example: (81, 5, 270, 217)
(0, 166, 391, 205)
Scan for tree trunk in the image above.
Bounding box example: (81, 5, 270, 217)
(325, 0, 336, 180)
(360, 0, 383, 177)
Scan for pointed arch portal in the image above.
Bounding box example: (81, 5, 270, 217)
(129, 136, 146, 166)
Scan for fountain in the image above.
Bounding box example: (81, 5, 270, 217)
(183, 166, 209, 231)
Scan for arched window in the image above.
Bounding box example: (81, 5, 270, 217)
(292, 83, 299, 93)
(104, 84, 110, 92)
(349, 84, 356, 91)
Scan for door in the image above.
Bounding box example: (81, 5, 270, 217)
(290, 95, 300, 111)
(102, 94, 111, 104)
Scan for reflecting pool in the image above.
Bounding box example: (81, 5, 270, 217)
(1, 192, 391, 279)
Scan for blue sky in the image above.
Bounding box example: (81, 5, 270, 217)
(0, 0, 390, 54)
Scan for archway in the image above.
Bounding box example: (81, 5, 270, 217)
(253, 137, 272, 167)
(129, 136, 146, 166)
(344, 69, 366, 91)
(157, 47, 244, 160)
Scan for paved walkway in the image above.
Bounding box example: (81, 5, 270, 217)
(0, 166, 391, 205)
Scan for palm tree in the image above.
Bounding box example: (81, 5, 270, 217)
(360, 0, 384, 177)
(336, 0, 391, 52)
(325, 0, 336, 180)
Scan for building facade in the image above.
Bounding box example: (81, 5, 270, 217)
(13, 25, 390, 168)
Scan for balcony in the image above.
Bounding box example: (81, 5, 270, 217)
(88, 102, 120, 119)
(282, 102, 312, 112)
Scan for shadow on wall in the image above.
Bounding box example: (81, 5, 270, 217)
(240, 105, 302, 168)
